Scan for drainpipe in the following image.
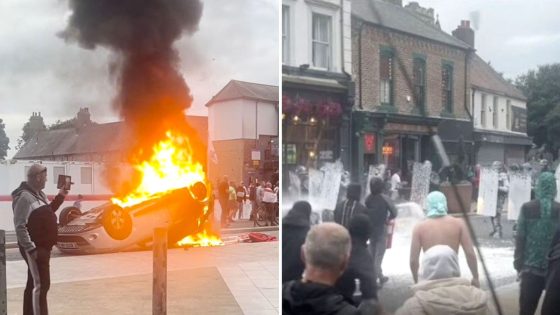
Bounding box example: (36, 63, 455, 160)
(358, 21, 365, 109)
(464, 49, 473, 120)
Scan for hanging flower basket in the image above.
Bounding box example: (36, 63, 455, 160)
(282, 95, 295, 115)
(316, 101, 343, 120)
(295, 98, 315, 119)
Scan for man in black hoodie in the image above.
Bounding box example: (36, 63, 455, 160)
(336, 214, 378, 313)
(334, 184, 367, 229)
(365, 177, 397, 287)
(282, 201, 312, 283)
(542, 227, 560, 315)
(12, 164, 67, 315)
(283, 223, 359, 315)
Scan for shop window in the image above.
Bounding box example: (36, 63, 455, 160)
(442, 64, 453, 112)
(283, 144, 297, 165)
(312, 13, 331, 69)
(380, 52, 393, 105)
(506, 100, 512, 130)
(413, 58, 426, 110)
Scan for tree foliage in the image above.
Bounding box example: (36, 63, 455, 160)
(15, 115, 47, 151)
(515, 63, 560, 156)
(0, 118, 10, 160)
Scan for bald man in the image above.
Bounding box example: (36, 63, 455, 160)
(409, 191, 479, 287)
(12, 164, 68, 315)
(283, 222, 361, 315)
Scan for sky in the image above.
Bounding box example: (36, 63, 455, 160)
(0, 0, 279, 159)
(412, 0, 560, 79)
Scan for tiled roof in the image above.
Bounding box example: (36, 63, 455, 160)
(352, 0, 471, 50)
(470, 54, 526, 101)
(206, 80, 278, 106)
(14, 116, 208, 159)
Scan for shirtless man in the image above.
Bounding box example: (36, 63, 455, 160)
(409, 191, 479, 287)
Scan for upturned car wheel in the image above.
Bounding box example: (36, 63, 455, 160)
(102, 205, 133, 240)
(59, 206, 82, 226)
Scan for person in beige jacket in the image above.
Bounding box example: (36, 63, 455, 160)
(395, 245, 491, 315)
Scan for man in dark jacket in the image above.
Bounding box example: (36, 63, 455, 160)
(12, 164, 68, 315)
(334, 184, 367, 229)
(542, 227, 560, 315)
(514, 172, 560, 315)
(336, 214, 378, 313)
(283, 223, 360, 315)
(282, 201, 312, 283)
(365, 177, 397, 287)
(217, 176, 230, 227)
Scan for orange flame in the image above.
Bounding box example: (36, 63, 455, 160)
(177, 229, 224, 247)
(111, 131, 206, 208)
(111, 130, 222, 247)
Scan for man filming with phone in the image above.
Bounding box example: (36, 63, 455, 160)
(12, 164, 69, 315)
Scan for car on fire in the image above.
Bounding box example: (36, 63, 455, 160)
(55, 181, 209, 254)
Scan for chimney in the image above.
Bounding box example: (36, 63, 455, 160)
(452, 20, 475, 48)
(28, 111, 46, 135)
(74, 107, 92, 129)
(404, 2, 436, 25)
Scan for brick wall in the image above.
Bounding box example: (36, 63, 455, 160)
(352, 23, 470, 120)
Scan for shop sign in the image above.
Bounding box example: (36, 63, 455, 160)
(364, 134, 376, 153)
(382, 145, 394, 155)
(251, 150, 261, 161)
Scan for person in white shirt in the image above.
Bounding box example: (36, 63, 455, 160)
(262, 182, 277, 226)
(390, 169, 402, 201)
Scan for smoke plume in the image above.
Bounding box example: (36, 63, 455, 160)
(61, 0, 205, 164)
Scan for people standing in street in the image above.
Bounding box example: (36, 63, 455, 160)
(409, 191, 479, 287)
(12, 164, 68, 315)
(282, 201, 312, 283)
(490, 161, 509, 238)
(365, 177, 397, 288)
(514, 172, 559, 315)
(262, 182, 277, 226)
(236, 182, 246, 220)
(218, 176, 230, 228)
(390, 169, 401, 201)
(334, 183, 367, 229)
(228, 181, 237, 222)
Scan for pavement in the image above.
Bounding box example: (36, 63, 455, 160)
(6, 232, 279, 315)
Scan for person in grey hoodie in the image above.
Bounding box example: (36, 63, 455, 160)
(12, 164, 67, 315)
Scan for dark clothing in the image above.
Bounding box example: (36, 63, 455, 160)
(12, 182, 64, 315)
(334, 200, 367, 229)
(19, 246, 51, 315)
(12, 182, 64, 250)
(519, 272, 546, 315)
(542, 228, 560, 315)
(282, 203, 311, 283)
(218, 180, 229, 199)
(364, 194, 397, 240)
(249, 186, 257, 201)
(236, 185, 245, 202)
(283, 280, 359, 315)
(513, 200, 560, 273)
(336, 240, 377, 302)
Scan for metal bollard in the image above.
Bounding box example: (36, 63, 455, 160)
(153, 228, 167, 315)
(0, 230, 6, 315)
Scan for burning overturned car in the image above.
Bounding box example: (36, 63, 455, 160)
(56, 182, 210, 254)
(56, 132, 221, 254)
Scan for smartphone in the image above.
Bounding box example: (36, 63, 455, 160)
(57, 175, 73, 190)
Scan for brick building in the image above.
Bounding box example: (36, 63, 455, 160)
(351, 0, 474, 180)
(206, 80, 279, 187)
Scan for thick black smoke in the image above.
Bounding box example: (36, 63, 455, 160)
(61, 0, 205, 164)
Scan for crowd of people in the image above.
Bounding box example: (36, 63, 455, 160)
(216, 176, 279, 227)
(282, 169, 560, 315)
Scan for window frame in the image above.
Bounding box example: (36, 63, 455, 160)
(412, 57, 426, 110)
(311, 12, 332, 70)
(441, 63, 453, 113)
(481, 93, 487, 128)
(379, 47, 394, 106)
